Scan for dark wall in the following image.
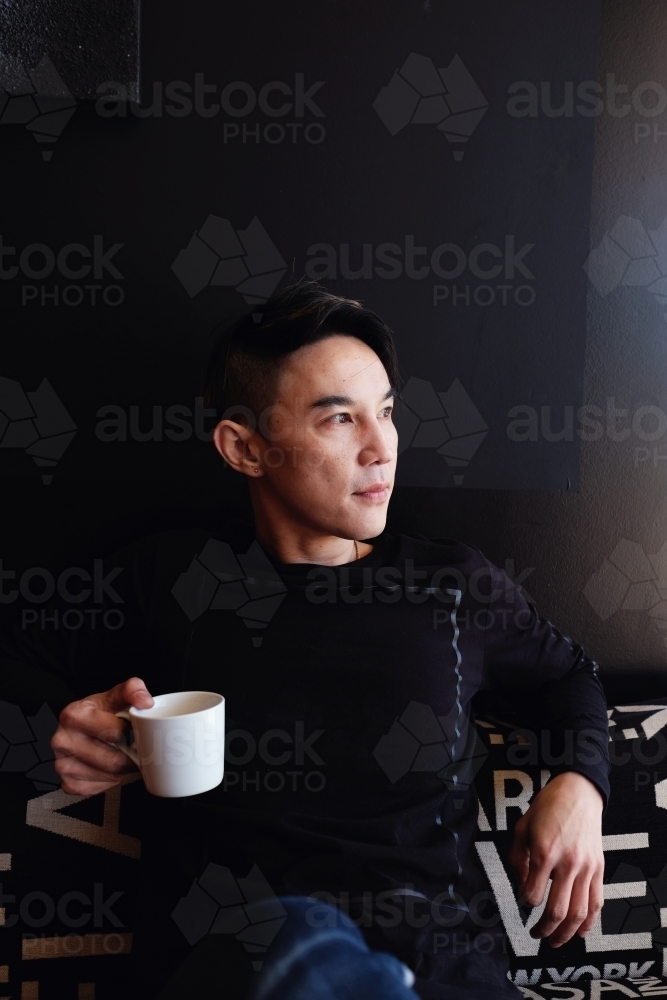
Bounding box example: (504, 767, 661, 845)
(1, 0, 667, 700)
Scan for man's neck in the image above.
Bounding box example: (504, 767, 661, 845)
(252, 518, 374, 566)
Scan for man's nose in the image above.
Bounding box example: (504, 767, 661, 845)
(360, 419, 396, 466)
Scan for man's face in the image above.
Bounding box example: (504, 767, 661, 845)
(254, 335, 397, 541)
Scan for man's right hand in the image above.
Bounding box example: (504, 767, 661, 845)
(51, 677, 154, 796)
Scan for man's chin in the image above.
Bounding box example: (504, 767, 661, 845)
(349, 506, 389, 542)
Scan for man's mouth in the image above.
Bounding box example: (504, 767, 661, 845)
(353, 483, 391, 503)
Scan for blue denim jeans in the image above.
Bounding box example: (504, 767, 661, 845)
(154, 891, 512, 1000)
(248, 896, 420, 1000)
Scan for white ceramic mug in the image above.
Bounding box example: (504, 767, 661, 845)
(115, 691, 225, 798)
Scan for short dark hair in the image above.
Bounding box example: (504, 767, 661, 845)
(202, 279, 400, 422)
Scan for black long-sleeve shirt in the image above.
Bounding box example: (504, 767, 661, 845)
(0, 521, 610, 999)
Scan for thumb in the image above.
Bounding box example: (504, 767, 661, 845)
(104, 676, 154, 712)
(508, 822, 530, 895)
(520, 855, 550, 911)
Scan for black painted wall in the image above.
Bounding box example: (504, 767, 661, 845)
(2, 0, 667, 701)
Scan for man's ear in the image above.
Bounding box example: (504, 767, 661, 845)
(212, 419, 263, 477)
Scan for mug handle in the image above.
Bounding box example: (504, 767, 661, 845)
(115, 710, 140, 768)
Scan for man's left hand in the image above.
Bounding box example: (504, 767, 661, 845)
(507, 771, 605, 947)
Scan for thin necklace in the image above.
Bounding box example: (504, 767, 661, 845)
(353, 539, 360, 561)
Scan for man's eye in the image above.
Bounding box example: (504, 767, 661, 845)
(330, 412, 350, 424)
(380, 406, 393, 418)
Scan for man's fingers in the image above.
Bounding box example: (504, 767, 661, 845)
(56, 754, 125, 787)
(577, 868, 604, 937)
(521, 849, 554, 910)
(56, 700, 130, 745)
(60, 771, 123, 797)
(53, 728, 136, 775)
(56, 749, 131, 796)
(102, 677, 154, 713)
(55, 677, 153, 746)
(545, 871, 594, 946)
(521, 850, 604, 943)
(508, 820, 530, 891)
(513, 861, 530, 896)
(529, 883, 567, 940)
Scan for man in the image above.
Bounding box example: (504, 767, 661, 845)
(16, 281, 607, 997)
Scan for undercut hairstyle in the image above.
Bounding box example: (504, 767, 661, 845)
(202, 280, 400, 425)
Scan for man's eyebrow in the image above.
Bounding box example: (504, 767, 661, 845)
(310, 387, 398, 410)
(310, 394, 354, 410)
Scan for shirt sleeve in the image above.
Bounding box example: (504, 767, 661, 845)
(469, 546, 611, 814)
